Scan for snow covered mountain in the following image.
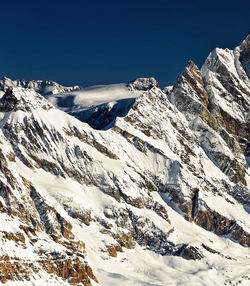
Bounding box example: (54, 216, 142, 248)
(0, 77, 82, 95)
(0, 33, 249, 286)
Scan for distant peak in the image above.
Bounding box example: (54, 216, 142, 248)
(0, 77, 82, 95)
(187, 60, 195, 67)
(185, 60, 200, 72)
(239, 31, 250, 79)
(130, 77, 160, 91)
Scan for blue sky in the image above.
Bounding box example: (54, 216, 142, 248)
(0, 0, 249, 87)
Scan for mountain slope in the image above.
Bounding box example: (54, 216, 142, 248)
(0, 34, 249, 286)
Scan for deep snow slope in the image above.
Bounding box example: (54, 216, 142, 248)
(44, 82, 142, 130)
(0, 34, 249, 285)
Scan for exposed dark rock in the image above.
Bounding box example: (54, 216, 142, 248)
(180, 244, 204, 260)
(0, 88, 18, 112)
(194, 205, 250, 247)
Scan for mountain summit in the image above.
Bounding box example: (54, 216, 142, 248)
(0, 35, 249, 285)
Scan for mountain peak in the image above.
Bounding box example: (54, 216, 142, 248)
(186, 60, 196, 68)
(185, 60, 201, 79)
(129, 77, 160, 90)
(171, 59, 209, 108)
(0, 86, 53, 113)
(0, 77, 83, 95)
(239, 31, 250, 79)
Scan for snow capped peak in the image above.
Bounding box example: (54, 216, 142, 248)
(200, 38, 250, 128)
(239, 31, 250, 79)
(0, 76, 82, 95)
(201, 35, 250, 86)
(201, 47, 234, 75)
(129, 77, 160, 91)
(170, 59, 209, 109)
(186, 60, 197, 69)
(183, 60, 203, 83)
(0, 86, 53, 113)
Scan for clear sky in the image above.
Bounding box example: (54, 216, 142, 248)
(0, 0, 249, 87)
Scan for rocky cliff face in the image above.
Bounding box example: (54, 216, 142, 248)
(0, 34, 249, 286)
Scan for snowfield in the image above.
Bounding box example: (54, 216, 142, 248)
(45, 83, 141, 110)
